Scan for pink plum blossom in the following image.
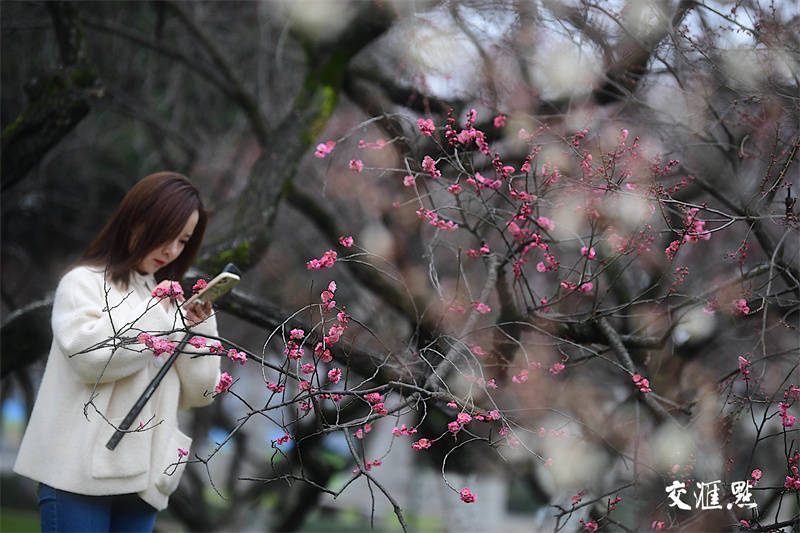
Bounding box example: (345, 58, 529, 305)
(215, 372, 233, 393)
(328, 368, 341, 384)
(411, 438, 431, 450)
(459, 487, 476, 503)
(417, 118, 435, 136)
(189, 336, 206, 349)
(314, 140, 335, 158)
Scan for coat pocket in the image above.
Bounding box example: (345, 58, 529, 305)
(91, 417, 151, 479)
(155, 428, 192, 496)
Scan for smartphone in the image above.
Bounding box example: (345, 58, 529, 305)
(184, 271, 240, 306)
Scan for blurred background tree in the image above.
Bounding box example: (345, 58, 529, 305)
(2, 1, 798, 531)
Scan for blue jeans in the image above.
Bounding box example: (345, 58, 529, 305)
(38, 484, 157, 533)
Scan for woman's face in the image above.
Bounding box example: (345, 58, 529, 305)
(136, 210, 199, 275)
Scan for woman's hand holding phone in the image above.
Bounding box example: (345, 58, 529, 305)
(183, 299, 212, 326)
(153, 279, 213, 326)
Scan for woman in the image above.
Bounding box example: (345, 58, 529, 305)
(14, 172, 221, 532)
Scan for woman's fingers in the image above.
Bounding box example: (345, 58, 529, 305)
(184, 301, 212, 325)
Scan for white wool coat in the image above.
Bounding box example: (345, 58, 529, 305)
(14, 266, 221, 511)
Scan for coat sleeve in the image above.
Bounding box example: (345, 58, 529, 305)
(52, 267, 166, 384)
(173, 313, 221, 409)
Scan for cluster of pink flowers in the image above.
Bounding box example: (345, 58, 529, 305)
(314, 342, 332, 363)
(683, 207, 711, 243)
(215, 372, 233, 393)
(651, 521, 665, 531)
(364, 392, 383, 405)
(372, 402, 388, 417)
(512, 369, 528, 384)
(672, 266, 690, 290)
(284, 340, 304, 360)
(549, 362, 566, 375)
(749, 468, 762, 486)
(411, 438, 431, 450)
(266, 381, 284, 393)
(391, 424, 417, 437)
(505, 221, 531, 244)
(338, 235, 354, 248)
(459, 487, 476, 503)
(301, 363, 315, 375)
(581, 246, 596, 259)
(466, 244, 490, 258)
(417, 118, 435, 136)
(189, 336, 206, 349)
(779, 401, 796, 427)
(352, 459, 382, 474)
(227, 349, 247, 365)
(733, 298, 750, 315)
(560, 280, 593, 294)
(632, 374, 652, 393)
(192, 279, 207, 293)
(358, 138, 386, 150)
(314, 140, 335, 158)
(403, 175, 416, 187)
(208, 341, 224, 354)
(177, 447, 189, 459)
(306, 249, 338, 270)
(364, 392, 385, 415)
(665, 207, 711, 261)
(537, 216, 555, 231)
(320, 285, 338, 315)
(665, 239, 682, 261)
(493, 113, 506, 128)
(349, 159, 364, 173)
(606, 496, 622, 512)
(353, 423, 372, 439)
(465, 171, 501, 191)
(738, 355, 751, 380)
(415, 208, 458, 231)
(286, 330, 306, 357)
(492, 155, 515, 181)
(320, 392, 346, 402)
(571, 128, 589, 147)
(538, 427, 567, 438)
(703, 298, 719, 314)
(579, 519, 598, 531)
(276, 434, 291, 445)
(470, 301, 491, 314)
(448, 412, 473, 434)
(786, 451, 800, 490)
(421, 155, 441, 178)
(152, 281, 183, 299)
(138, 333, 175, 357)
(534, 253, 559, 274)
(327, 368, 341, 384)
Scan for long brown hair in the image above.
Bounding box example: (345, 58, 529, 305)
(80, 172, 207, 287)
